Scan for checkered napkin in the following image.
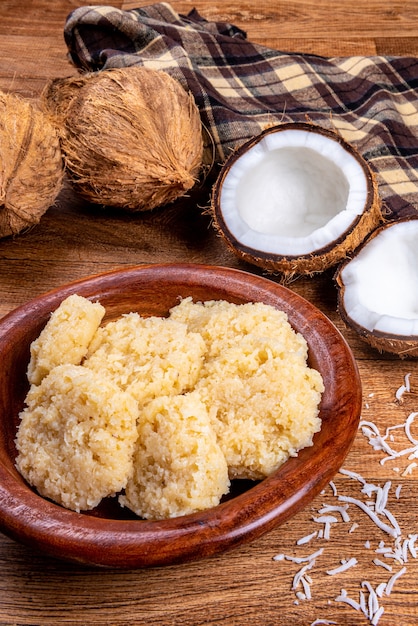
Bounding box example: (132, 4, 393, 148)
(64, 2, 418, 219)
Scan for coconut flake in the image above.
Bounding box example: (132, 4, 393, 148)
(336, 582, 385, 625)
(395, 373, 411, 403)
(339, 468, 366, 484)
(385, 566, 407, 595)
(273, 548, 324, 564)
(335, 588, 361, 612)
(408, 534, 418, 559)
(329, 481, 338, 496)
(338, 495, 400, 538)
(317, 504, 350, 523)
(405, 411, 418, 444)
(297, 531, 318, 545)
(373, 558, 392, 572)
(312, 515, 339, 540)
(402, 461, 417, 476)
(376, 582, 387, 597)
(326, 557, 358, 575)
(371, 606, 385, 625)
(359, 415, 418, 470)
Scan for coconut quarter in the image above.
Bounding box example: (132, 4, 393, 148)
(336, 216, 418, 357)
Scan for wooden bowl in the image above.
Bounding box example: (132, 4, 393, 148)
(0, 264, 361, 568)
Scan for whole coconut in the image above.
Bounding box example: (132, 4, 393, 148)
(0, 91, 63, 238)
(44, 67, 204, 211)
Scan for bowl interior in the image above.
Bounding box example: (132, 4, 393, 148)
(0, 264, 361, 567)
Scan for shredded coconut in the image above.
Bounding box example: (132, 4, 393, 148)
(336, 582, 386, 625)
(297, 531, 318, 545)
(395, 372, 411, 403)
(317, 504, 350, 523)
(359, 413, 418, 473)
(272, 378, 417, 624)
(338, 494, 400, 538)
(326, 557, 358, 575)
(329, 481, 338, 496)
(373, 558, 392, 572)
(385, 566, 407, 595)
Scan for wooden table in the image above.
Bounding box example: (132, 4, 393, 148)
(0, 1, 417, 624)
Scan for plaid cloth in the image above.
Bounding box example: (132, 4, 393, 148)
(64, 2, 418, 220)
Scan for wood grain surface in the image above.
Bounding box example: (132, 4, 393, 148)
(0, 1, 417, 625)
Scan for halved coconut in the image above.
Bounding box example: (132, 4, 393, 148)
(335, 217, 418, 357)
(211, 122, 382, 279)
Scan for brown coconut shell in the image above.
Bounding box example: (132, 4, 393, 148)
(43, 67, 203, 212)
(0, 91, 63, 238)
(211, 123, 382, 281)
(335, 216, 418, 358)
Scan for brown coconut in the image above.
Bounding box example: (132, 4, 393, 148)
(41, 75, 89, 126)
(211, 123, 382, 281)
(43, 67, 204, 212)
(0, 91, 63, 238)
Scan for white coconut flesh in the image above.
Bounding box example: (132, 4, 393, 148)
(217, 128, 370, 256)
(339, 219, 418, 337)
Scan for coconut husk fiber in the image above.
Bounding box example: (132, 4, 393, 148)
(0, 91, 63, 238)
(43, 67, 204, 212)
